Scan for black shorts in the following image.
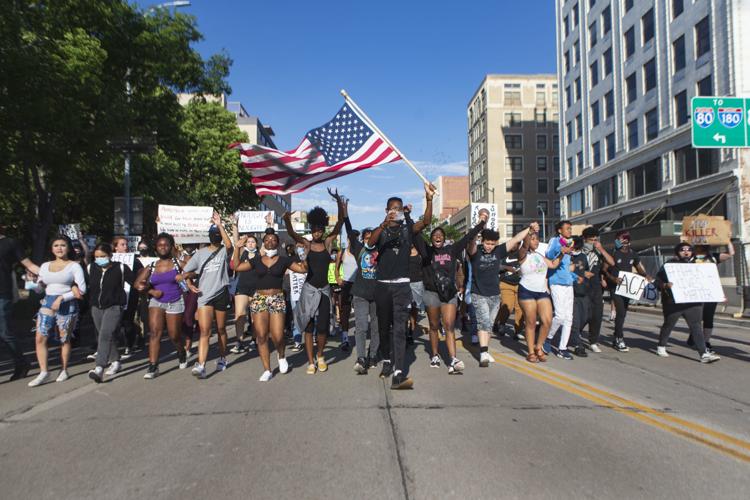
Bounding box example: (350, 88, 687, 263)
(235, 285, 256, 297)
(205, 287, 231, 311)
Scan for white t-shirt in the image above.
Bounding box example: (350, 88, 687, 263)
(39, 261, 87, 301)
(520, 251, 549, 293)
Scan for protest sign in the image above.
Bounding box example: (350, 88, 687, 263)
(59, 224, 81, 242)
(111, 252, 135, 270)
(615, 271, 650, 301)
(126, 236, 141, 252)
(289, 272, 306, 304)
(681, 214, 731, 246)
(82, 235, 97, 250)
(637, 282, 659, 305)
(157, 205, 213, 244)
(665, 263, 725, 303)
(236, 211, 273, 233)
(471, 203, 498, 230)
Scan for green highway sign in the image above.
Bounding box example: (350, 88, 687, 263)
(691, 96, 749, 148)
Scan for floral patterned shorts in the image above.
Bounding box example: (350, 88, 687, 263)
(249, 292, 286, 315)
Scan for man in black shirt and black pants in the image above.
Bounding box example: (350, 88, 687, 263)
(368, 183, 435, 389)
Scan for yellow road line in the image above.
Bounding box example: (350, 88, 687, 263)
(457, 341, 750, 463)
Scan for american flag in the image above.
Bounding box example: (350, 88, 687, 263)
(230, 103, 401, 196)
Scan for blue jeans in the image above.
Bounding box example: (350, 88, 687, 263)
(0, 298, 24, 365)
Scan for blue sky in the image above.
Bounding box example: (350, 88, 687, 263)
(148, 0, 558, 227)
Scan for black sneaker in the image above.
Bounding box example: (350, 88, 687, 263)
(291, 342, 303, 352)
(247, 339, 257, 351)
(341, 341, 350, 352)
(10, 361, 30, 381)
(391, 372, 413, 390)
(379, 361, 393, 379)
(705, 341, 713, 352)
(573, 345, 588, 357)
(368, 357, 379, 369)
(354, 357, 368, 375)
(143, 363, 159, 380)
(612, 340, 630, 352)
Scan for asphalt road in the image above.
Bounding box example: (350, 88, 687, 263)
(0, 310, 748, 499)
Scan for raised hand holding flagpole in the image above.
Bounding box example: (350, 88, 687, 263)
(340, 89, 436, 191)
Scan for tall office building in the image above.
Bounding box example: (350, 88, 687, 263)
(555, 0, 750, 246)
(467, 75, 561, 239)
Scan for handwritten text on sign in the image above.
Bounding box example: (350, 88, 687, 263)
(665, 263, 725, 303)
(237, 211, 273, 233)
(110, 252, 135, 270)
(615, 271, 650, 301)
(289, 272, 306, 304)
(471, 203, 498, 230)
(157, 205, 213, 244)
(681, 215, 731, 246)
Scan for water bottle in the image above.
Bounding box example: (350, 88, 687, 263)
(177, 278, 189, 293)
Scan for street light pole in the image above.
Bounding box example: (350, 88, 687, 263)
(488, 187, 495, 204)
(538, 205, 546, 241)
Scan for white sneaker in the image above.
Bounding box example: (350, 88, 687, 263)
(590, 343, 602, 353)
(448, 358, 465, 374)
(259, 370, 273, 382)
(120, 348, 132, 361)
(27, 371, 49, 387)
(55, 370, 69, 382)
(487, 353, 496, 363)
(216, 357, 228, 372)
(86, 352, 98, 361)
(656, 346, 669, 357)
(479, 352, 492, 367)
(278, 356, 289, 374)
(88, 366, 104, 383)
(105, 361, 121, 376)
(700, 351, 720, 363)
(191, 363, 206, 378)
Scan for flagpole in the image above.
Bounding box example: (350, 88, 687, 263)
(340, 89, 433, 188)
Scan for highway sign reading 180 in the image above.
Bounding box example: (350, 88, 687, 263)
(691, 96, 749, 148)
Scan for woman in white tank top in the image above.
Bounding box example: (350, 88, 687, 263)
(517, 231, 563, 363)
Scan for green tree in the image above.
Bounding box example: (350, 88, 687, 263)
(420, 216, 463, 243)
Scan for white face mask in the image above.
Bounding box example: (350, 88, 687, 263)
(265, 248, 278, 257)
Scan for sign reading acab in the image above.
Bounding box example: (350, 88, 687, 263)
(691, 96, 750, 148)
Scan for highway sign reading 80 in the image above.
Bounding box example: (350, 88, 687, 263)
(691, 97, 748, 148)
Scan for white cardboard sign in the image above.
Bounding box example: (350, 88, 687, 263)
(289, 272, 306, 304)
(615, 271, 650, 301)
(236, 211, 273, 233)
(157, 205, 213, 244)
(111, 252, 135, 270)
(59, 224, 81, 242)
(471, 203, 498, 230)
(665, 263, 725, 303)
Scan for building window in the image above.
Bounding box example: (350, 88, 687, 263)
(506, 201, 524, 215)
(602, 5, 611, 34)
(624, 27, 635, 59)
(506, 179, 523, 193)
(568, 190, 584, 216)
(594, 176, 618, 209)
(698, 75, 712, 96)
(675, 90, 688, 126)
(605, 90, 614, 118)
(536, 134, 547, 150)
(537, 178, 548, 194)
(695, 16, 711, 58)
(592, 141, 601, 167)
(642, 8, 655, 44)
(552, 91, 559, 105)
(538, 200, 549, 215)
(626, 72, 637, 104)
(627, 119, 639, 149)
(591, 100, 600, 126)
(567, 157, 574, 178)
(553, 135, 559, 151)
(573, 2, 579, 26)
(575, 77, 581, 101)
(505, 156, 523, 171)
(606, 132, 616, 160)
(673, 35, 686, 72)
(574, 41, 580, 64)
(625, 0, 633, 11)
(576, 114, 582, 138)
(590, 60, 599, 86)
(537, 156, 548, 171)
(643, 58, 656, 92)
(564, 15, 569, 37)
(535, 91, 546, 106)
(628, 159, 662, 197)
(675, 146, 719, 183)
(564, 50, 570, 73)
(505, 112, 522, 127)
(645, 107, 659, 141)
(554, 200, 561, 216)
(505, 134, 523, 149)
(589, 22, 598, 47)
(673, 0, 684, 19)
(553, 156, 560, 172)
(504, 91, 522, 106)
(566, 122, 573, 144)
(577, 151, 584, 174)
(535, 110, 547, 126)
(566, 85, 572, 107)
(603, 47, 613, 76)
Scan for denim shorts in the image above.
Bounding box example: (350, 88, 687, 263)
(471, 293, 500, 332)
(149, 296, 185, 314)
(518, 285, 550, 302)
(410, 281, 425, 310)
(423, 289, 457, 308)
(36, 295, 79, 342)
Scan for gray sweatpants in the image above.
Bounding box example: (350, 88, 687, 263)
(353, 296, 379, 359)
(92, 306, 124, 367)
(658, 303, 706, 353)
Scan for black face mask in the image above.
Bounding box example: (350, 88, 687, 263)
(139, 249, 148, 256)
(209, 232, 222, 245)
